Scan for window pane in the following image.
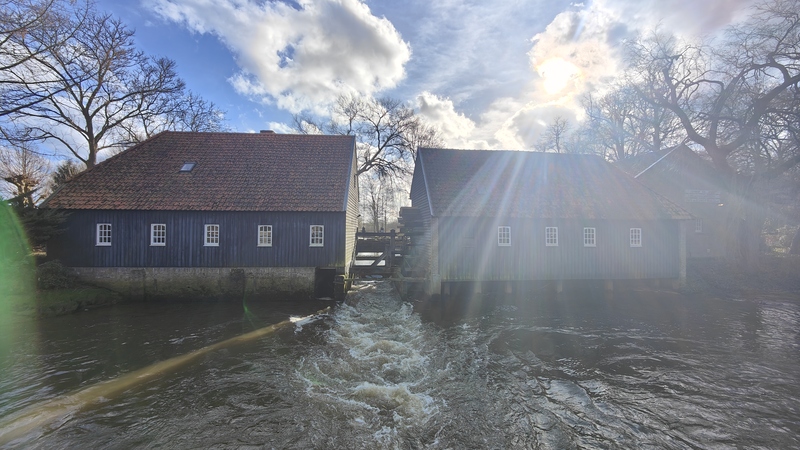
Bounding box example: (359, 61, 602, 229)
(584, 227, 595, 247)
(258, 225, 272, 246)
(205, 224, 219, 246)
(151, 224, 166, 246)
(498, 226, 511, 246)
(310, 225, 324, 246)
(546, 227, 558, 246)
(630, 228, 642, 247)
(96, 223, 111, 246)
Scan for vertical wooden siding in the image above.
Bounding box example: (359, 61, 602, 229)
(344, 149, 360, 276)
(49, 210, 347, 268)
(408, 165, 432, 275)
(437, 218, 680, 281)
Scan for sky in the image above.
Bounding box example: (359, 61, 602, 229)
(96, 0, 759, 150)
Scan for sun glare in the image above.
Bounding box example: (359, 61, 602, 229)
(537, 57, 580, 95)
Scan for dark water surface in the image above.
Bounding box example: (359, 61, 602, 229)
(1, 282, 798, 449)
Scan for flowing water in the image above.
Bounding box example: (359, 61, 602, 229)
(1, 282, 799, 449)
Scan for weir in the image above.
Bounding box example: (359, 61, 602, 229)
(0, 308, 329, 446)
(351, 229, 405, 277)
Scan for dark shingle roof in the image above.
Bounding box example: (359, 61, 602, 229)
(416, 148, 691, 220)
(616, 144, 725, 186)
(44, 132, 356, 212)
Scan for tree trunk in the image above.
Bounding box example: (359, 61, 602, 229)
(789, 226, 800, 255)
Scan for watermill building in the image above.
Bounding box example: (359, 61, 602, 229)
(43, 131, 359, 300)
(407, 148, 693, 295)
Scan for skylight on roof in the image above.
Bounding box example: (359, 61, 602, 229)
(180, 162, 196, 172)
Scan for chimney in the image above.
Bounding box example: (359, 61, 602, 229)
(260, 130, 275, 134)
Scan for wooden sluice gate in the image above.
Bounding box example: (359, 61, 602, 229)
(352, 229, 404, 277)
(350, 208, 429, 297)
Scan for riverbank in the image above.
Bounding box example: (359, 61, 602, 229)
(685, 253, 800, 298)
(12, 287, 125, 318)
(19, 254, 799, 319)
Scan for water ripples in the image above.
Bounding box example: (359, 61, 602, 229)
(1, 284, 799, 448)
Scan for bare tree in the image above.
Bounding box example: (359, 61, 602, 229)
(537, 116, 570, 153)
(0, 142, 49, 205)
(580, 82, 682, 160)
(2, 9, 187, 168)
(115, 91, 228, 148)
(629, 2, 800, 177)
(0, 0, 88, 119)
(626, 0, 800, 265)
(294, 94, 442, 178)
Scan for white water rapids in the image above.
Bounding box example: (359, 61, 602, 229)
(1, 281, 798, 448)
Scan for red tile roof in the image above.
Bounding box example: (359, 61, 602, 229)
(416, 148, 691, 220)
(44, 132, 356, 212)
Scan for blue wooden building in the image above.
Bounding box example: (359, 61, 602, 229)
(44, 131, 359, 300)
(617, 145, 731, 259)
(408, 148, 692, 294)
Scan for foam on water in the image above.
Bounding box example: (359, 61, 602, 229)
(297, 282, 438, 443)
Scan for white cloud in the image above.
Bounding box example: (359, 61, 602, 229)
(265, 121, 295, 134)
(602, 0, 759, 36)
(147, 0, 411, 113)
(463, 0, 759, 150)
(415, 92, 475, 147)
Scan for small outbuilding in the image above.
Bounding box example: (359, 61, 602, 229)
(617, 144, 730, 259)
(407, 148, 692, 295)
(44, 131, 359, 300)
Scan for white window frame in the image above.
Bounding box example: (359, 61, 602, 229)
(150, 223, 166, 246)
(630, 228, 642, 247)
(583, 227, 596, 247)
(205, 224, 219, 247)
(545, 227, 558, 246)
(497, 226, 511, 246)
(258, 225, 273, 247)
(96, 223, 112, 246)
(695, 218, 703, 233)
(310, 225, 324, 247)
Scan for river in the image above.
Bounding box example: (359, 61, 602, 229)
(1, 281, 798, 449)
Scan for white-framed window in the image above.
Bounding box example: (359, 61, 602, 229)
(498, 226, 511, 246)
(150, 223, 166, 246)
(96, 223, 111, 246)
(205, 224, 219, 246)
(695, 218, 703, 233)
(630, 228, 642, 247)
(310, 225, 324, 247)
(583, 227, 596, 247)
(545, 227, 558, 246)
(258, 225, 273, 247)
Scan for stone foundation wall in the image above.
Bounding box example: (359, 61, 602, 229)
(70, 267, 316, 301)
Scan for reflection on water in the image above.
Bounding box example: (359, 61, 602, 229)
(1, 282, 799, 448)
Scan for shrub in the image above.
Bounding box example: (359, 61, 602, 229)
(37, 260, 75, 290)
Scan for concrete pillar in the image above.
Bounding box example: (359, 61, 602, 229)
(131, 268, 146, 301)
(428, 218, 441, 296)
(678, 221, 687, 288)
(388, 229, 395, 270)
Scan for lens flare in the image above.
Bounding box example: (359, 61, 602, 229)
(0, 202, 36, 391)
